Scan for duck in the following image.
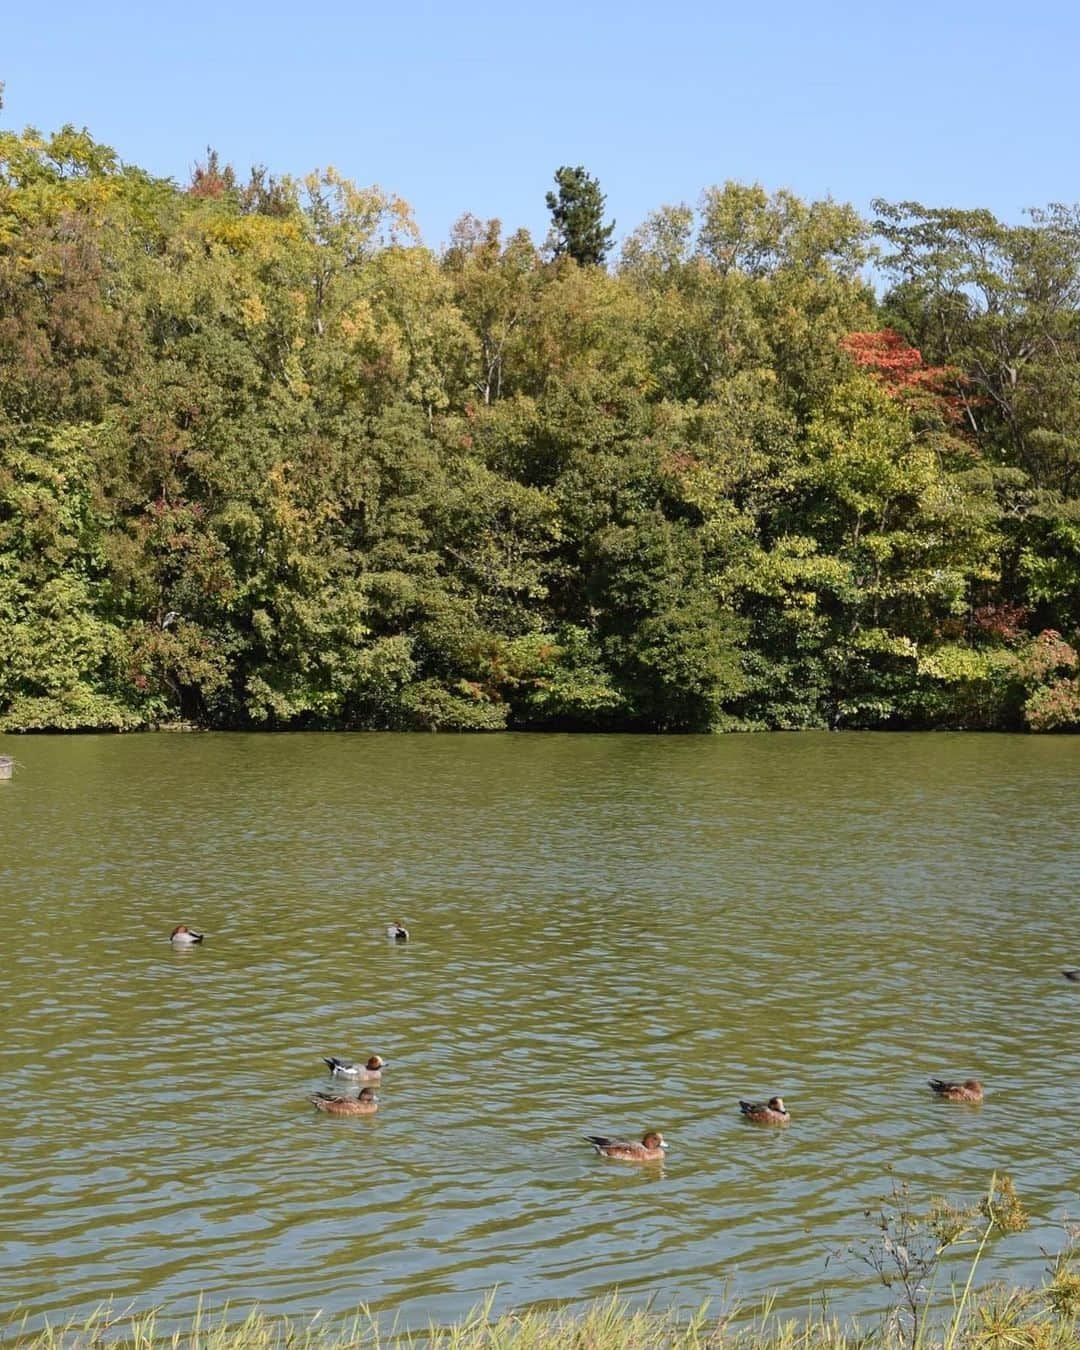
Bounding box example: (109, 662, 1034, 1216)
(928, 1077, 984, 1103)
(386, 921, 409, 943)
(739, 1096, 790, 1124)
(1063, 969, 1079, 982)
(583, 1131, 667, 1161)
(169, 925, 204, 946)
(310, 1087, 379, 1116)
(322, 1054, 387, 1081)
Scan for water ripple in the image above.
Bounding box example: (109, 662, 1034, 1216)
(1, 732, 1078, 1333)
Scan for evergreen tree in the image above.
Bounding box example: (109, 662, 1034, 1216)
(545, 165, 615, 266)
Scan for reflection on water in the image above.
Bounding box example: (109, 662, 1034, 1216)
(1, 732, 1078, 1332)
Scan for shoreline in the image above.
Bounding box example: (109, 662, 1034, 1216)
(7, 1277, 1079, 1349)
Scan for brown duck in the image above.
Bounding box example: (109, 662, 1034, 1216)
(584, 1131, 667, 1161)
(928, 1078, 984, 1103)
(739, 1096, 790, 1124)
(310, 1087, 379, 1116)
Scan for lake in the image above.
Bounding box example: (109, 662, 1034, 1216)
(1, 732, 1077, 1334)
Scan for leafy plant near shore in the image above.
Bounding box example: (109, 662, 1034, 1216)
(2, 123, 1079, 733)
(849, 1173, 1039, 1348)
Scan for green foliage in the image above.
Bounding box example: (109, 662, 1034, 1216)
(1016, 630, 1080, 731)
(0, 426, 153, 730)
(1018, 511, 1080, 632)
(399, 678, 508, 731)
(0, 122, 1075, 734)
(910, 644, 1022, 730)
(504, 627, 623, 727)
(586, 513, 745, 730)
(545, 165, 616, 267)
(875, 200, 1080, 496)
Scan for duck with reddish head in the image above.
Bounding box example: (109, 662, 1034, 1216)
(169, 924, 204, 946)
(739, 1096, 790, 1124)
(323, 1054, 387, 1081)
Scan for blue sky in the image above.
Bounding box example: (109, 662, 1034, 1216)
(3, 1, 1077, 250)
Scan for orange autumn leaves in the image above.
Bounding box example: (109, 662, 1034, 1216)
(841, 328, 965, 425)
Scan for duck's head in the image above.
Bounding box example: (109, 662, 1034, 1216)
(366, 1055, 387, 1071)
(964, 1080, 982, 1093)
(358, 1088, 378, 1103)
(641, 1131, 667, 1151)
(768, 1097, 787, 1114)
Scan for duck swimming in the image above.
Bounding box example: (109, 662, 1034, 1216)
(928, 1077, 984, 1103)
(739, 1096, 790, 1124)
(584, 1131, 667, 1161)
(322, 1054, 387, 1081)
(386, 921, 409, 942)
(310, 1087, 379, 1116)
(169, 925, 204, 946)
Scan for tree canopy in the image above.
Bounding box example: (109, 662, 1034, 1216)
(0, 125, 1077, 734)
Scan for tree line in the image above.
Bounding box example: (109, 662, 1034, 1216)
(1, 125, 1078, 733)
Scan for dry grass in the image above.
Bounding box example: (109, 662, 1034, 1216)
(9, 1182, 1076, 1349)
(4, 1284, 1076, 1350)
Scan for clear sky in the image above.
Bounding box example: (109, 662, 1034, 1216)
(3, 1, 1078, 250)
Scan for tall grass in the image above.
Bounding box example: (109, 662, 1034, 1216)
(0, 1298, 873, 1349)
(8, 1177, 1077, 1348)
(7, 1283, 1076, 1350)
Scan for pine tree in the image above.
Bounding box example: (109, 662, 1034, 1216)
(545, 165, 615, 266)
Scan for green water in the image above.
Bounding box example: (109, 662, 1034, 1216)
(1, 732, 1078, 1333)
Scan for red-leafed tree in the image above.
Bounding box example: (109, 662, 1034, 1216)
(841, 328, 965, 425)
(187, 147, 237, 199)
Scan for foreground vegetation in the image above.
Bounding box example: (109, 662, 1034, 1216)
(2, 115, 1079, 732)
(7, 1288, 1078, 1350)
(9, 1179, 1079, 1348)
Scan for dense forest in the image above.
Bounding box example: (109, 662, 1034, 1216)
(1, 121, 1078, 733)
